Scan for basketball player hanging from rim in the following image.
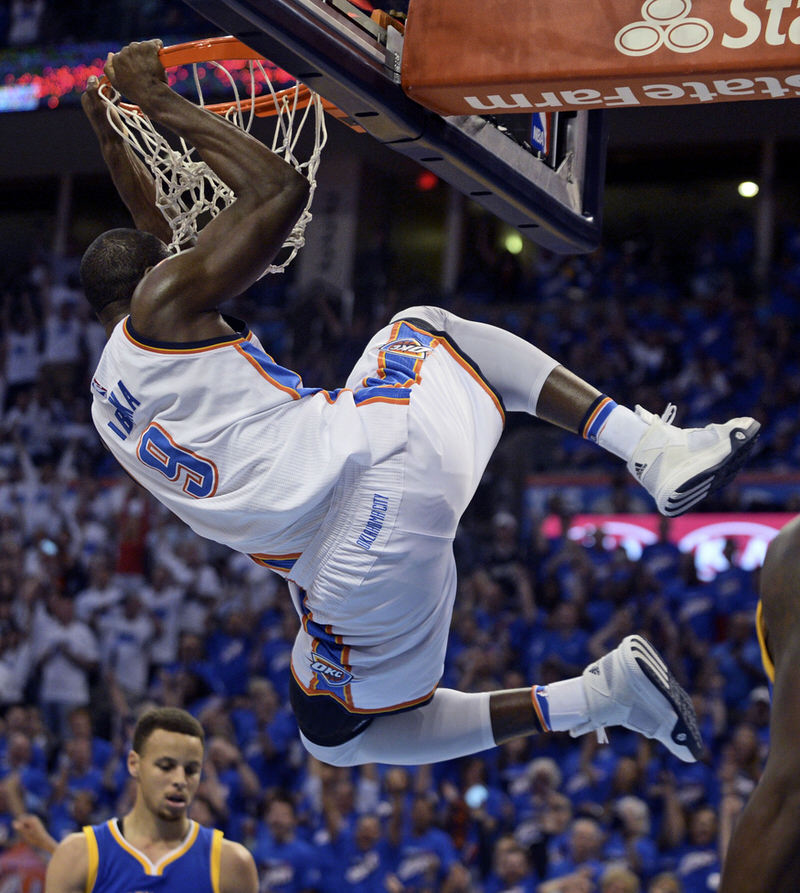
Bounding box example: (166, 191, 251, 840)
(83, 39, 760, 768)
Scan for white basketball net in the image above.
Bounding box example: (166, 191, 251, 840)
(99, 58, 327, 275)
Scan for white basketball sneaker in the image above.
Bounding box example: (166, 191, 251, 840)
(627, 404, 760, 517)
(571, 635, 703, 762)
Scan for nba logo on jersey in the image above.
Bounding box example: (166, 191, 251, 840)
(381, 337, 433, 358)
(91, 378, 108, 397)
(310, 653, 353, 686)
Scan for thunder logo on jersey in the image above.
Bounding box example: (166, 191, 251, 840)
(309, 652, 353, 686)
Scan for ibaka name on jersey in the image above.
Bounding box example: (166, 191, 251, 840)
(93, 378, 141, 441)
(309, 653, 353, 686)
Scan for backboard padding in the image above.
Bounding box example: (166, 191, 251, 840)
(402, 0, 800, 115)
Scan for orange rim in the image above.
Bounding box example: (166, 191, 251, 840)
(158, 36, 268, 67)
(117, 87, 320, 119)
(104, 35, 352, 122)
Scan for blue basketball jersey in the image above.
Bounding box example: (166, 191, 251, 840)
(84, 819, 223, 893)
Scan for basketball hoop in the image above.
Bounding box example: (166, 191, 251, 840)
(97, 36, 330, 275)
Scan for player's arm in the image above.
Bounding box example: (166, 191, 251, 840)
(82, 74, 173, 243)
(103, 40, 309, 335)
(13, 813, 58, 854)
(44, 832, 89, 893)
(219, 839, 259, 893)
(719, 520, 800, 892)
(718, 633, 800, 891)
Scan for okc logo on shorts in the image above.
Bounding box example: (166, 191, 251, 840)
(382, 337, 433, 358)
(310, 653, 353, 686)
(615, 0, 713, 55)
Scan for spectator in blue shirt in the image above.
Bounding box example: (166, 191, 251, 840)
(63, 706, 113, 772)
(545, 816, 606, 886)
(253, 792, 323, 893)
(741, 686, 770, 750)
(508, 757, 563, 855)
(51, 737, 107, 808)
(709, 612, 764, 713)
(308, 767, 362, 850)
(386, 794, 462, 893)
(206, 609, 254, 697)
(48, 788, 99, 843)
(559, 744, 614, 818)
(604, 796, 659, 882)
(715, 722, 763, 809)
(525, 601, 590, 680)
(204, 735, 261, 836)
(668, 554, 716, 644)
(253, 608, 298, 703)
(639, 518, 682, 586)
(0, 732, 50, 816)
(453, 756, 513, 875)
(537, 793, 574, 878)
(710, 540, 757, 624)
(669, 805, 721, 893)
(484, 837, 537, 893)
(154, 632, 227, 715)
(235, 678, 298, 792)
(320, 814, 391, 893)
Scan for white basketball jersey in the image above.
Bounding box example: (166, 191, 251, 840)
(92, 315, 503, 711)
(90, 317, 405, 564)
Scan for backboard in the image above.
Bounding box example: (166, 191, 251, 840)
(402, 0, 800, 116)
(180, 0, 607, 254)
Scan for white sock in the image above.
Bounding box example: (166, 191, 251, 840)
(596, 405, 648, 462)
(540, 677, 589, 732)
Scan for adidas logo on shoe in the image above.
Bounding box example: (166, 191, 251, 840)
(626, 404, 760, 517)
(574, 635, 704, 762)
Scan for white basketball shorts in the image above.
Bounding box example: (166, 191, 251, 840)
(288, 315, 505, 714)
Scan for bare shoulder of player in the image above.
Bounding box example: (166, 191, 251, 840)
(219, 838, 259, 893)
(45, 832, 90, 893)
(219, 839, 258, 893)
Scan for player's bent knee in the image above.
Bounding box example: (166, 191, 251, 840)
(390, 305, 450, 330)
(299, 730, 364, 767)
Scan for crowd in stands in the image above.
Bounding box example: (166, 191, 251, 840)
(0, 210, 795, 891)
(0, 0, 212, 48)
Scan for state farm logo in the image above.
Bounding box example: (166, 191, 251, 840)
(616, 0, 714, 55)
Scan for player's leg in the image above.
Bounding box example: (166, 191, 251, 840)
(298, 634, 701, 767)
(719, 517, 800, 893)
(391, 305, 760, 517)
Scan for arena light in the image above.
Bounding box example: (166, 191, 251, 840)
(738, 180, 759, 198)
(503, 231, 524, 254)
(415, 170, 439, 191)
